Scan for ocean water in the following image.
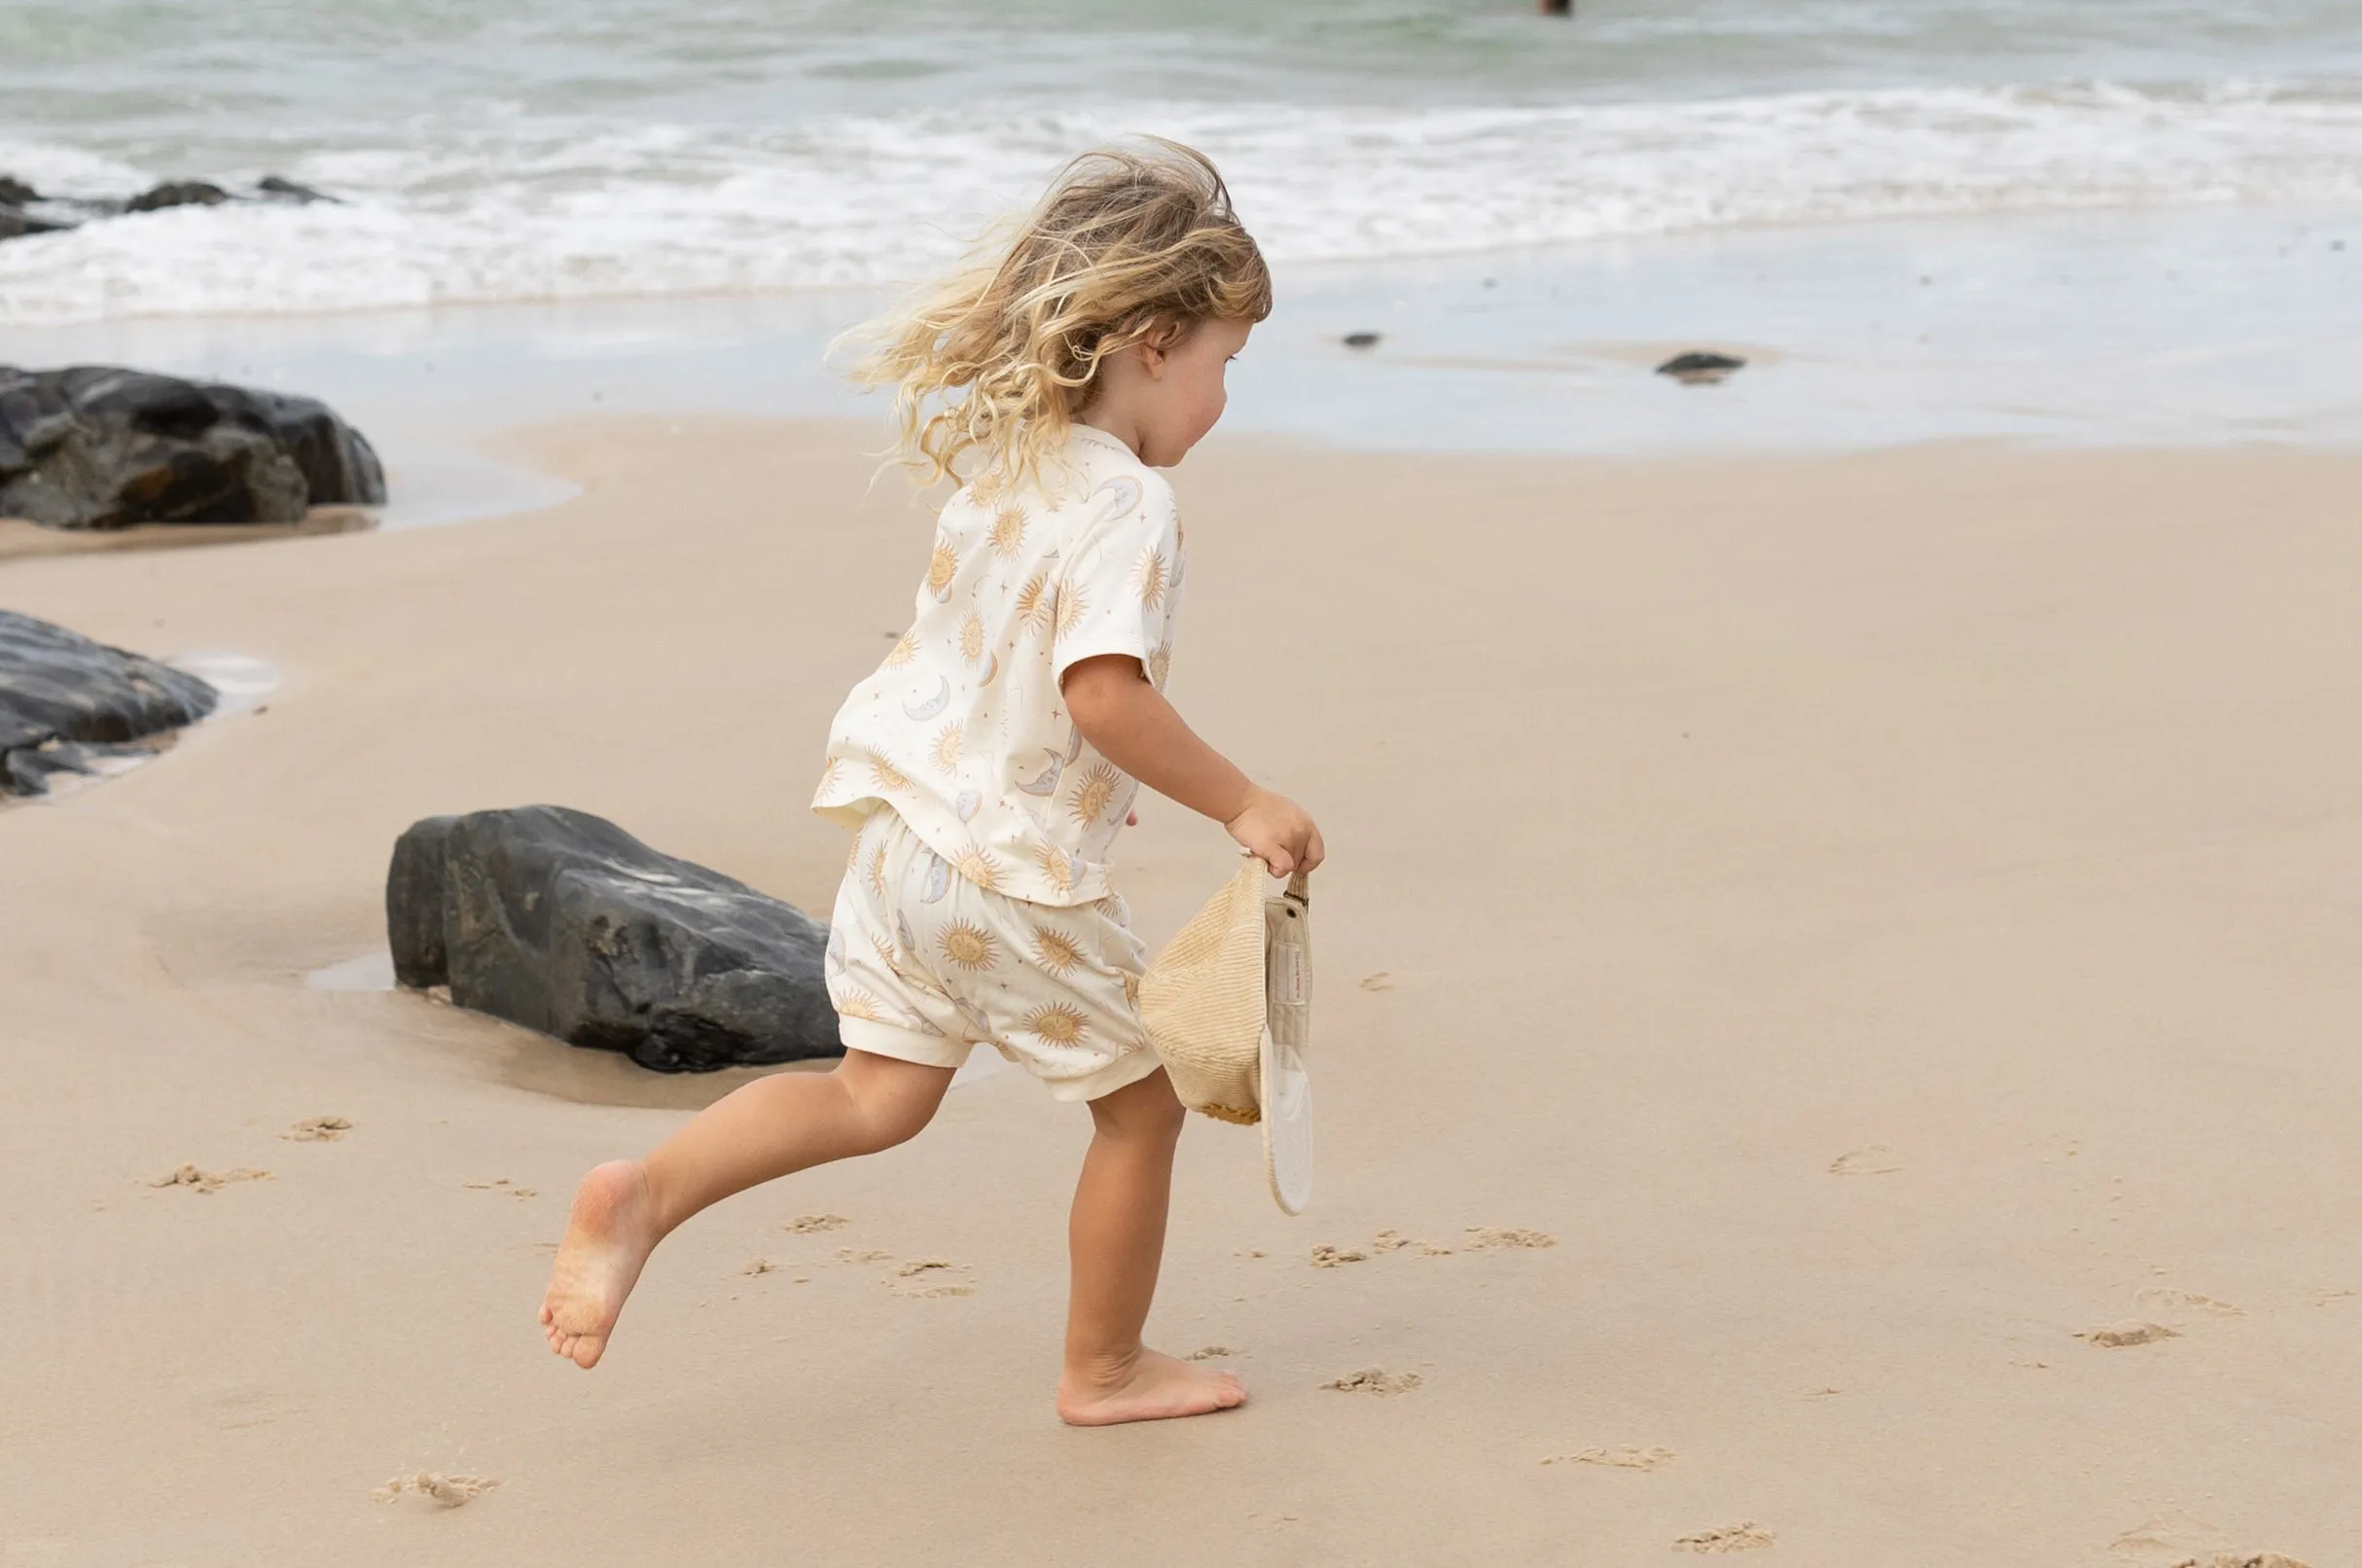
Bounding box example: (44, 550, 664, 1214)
(2, 0, 2359, 325)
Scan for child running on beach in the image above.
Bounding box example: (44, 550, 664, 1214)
(538, 139, 1324, 1425)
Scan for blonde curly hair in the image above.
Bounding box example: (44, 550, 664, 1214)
(843, 137, 1272, 497)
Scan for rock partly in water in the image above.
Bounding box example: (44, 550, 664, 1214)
(0, 366, 386, 530)
(387, 806, 844, 1073)
(1656, 351, 1748, 386)
(256, 175, 338, 205)
(1342, 332, 1382, 350)
(0, 176, 37, 206)
(0, 610, 218, 798)
(0, 205, 69, 240)
(125, 181, 233, 214)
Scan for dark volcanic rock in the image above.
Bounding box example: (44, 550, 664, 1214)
(1656, 350, 1747, 385)
(0, 610, 217, 797)
(387, 807, 844, 1073)
(0, 176, 37, 206)
(0, 366, 385, 530)
(125, 181, 232, 214)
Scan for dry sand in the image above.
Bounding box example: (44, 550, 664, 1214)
(4, 418, 2359, 1565)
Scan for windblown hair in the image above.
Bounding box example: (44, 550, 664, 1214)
(843, 138, 1272, 497)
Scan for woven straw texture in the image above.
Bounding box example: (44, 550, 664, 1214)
(1141, 861, 1270, 1123)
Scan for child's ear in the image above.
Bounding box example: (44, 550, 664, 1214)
(1139, 319, 1184, 377)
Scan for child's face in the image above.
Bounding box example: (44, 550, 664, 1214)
(1138, 316, 1252, 467)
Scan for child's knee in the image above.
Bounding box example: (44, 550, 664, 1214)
(1091, 1070, 1186, 1144)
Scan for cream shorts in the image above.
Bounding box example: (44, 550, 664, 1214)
(823, 807, 1164, 1102)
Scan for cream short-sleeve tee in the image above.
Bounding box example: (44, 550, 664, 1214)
(811, 423, 1184, 907)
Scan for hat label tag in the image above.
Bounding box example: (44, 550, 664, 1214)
(1271, 944, 1307, 1007)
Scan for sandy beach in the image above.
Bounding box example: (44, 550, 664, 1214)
(5, 415, 2360, 1563)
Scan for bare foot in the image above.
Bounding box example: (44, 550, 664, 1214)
(538, 1160, 661, 1369)
(1056, 1347, 1248, 1426)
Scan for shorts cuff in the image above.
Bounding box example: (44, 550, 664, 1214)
(838, 1017, 973, 1071)
(1045, 1046, 1167, 1104)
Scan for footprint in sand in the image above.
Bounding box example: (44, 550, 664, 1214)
(462, 1178, 537, 1198)
(150, 1164, 271, 1194)
(2077, 1321, 2180, 1348)
(2107, 1507, 2312, 1568)
(1310, 1244, 1369, 1267)
(886, 1260, 974, 1299)
(282, 1116, 352, 1142)
(743, 1259, 779, 1276)
(2308, 1288, 2356, 1306)
(2135, 1287, 2242, 1317)
(375, 1472, 500, 1509)
(1321, 1369, 1422, 1396)
(834, 1246, 893, 1265)
(1185, 1345, 1236, 1361)
(1359, 973, 1395, 991)
(782, 1213, 847, 1234)
(1674, 1523, 1774, 1553)
(1372, 1229, 1452, 1257)
(1462, 1227, 1557, 1252)
(1828, 1145, 1901, 1176)
(1545, 1445, 1674, 1471)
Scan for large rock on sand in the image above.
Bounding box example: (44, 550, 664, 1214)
(0, 610, 218, 796)
(0, 366, 385, 531)
(387, 807, 843, 1073)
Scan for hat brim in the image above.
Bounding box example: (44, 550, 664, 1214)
(1261, 1021, 1312, 1215)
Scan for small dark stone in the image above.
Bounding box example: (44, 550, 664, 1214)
(256, 175, 338, 205)
(0, 206, 71, 241)
(0, 365, 386, 530)
(386, 806, 843, 1072)
(1656, 350, 1747, 385)
(0, 175, 37, 205)
(125, 181, 232, 214)
(0, 611, 217, 798)
(1342, 332, 1382, 350)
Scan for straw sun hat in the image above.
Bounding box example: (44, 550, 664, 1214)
(1140, 861, 1313, 1215)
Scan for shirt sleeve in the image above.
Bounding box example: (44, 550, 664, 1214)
(1052, 475, 1185, 686)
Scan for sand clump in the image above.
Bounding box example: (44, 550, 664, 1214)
(149, 1164, 270, 1194)
(374, 1472, 501, 1509)
(1462, 1227, 1556, 1252)
(2079, 1321, 2181, 1348)
(782, 1213, 848, 1233)
(1546, 1445, 1675, 1471)
(281, 1116, 352, 1142)
(887, 1260, 974, 1298)
(1321, 1369, 1422, 1396)
(1309, 1244, 1367, 1268)
(1674, 1522, 1775, 1552)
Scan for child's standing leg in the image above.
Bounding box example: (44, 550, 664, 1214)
(539, 1049, 953, 1369)
(1056, 1069, 1246, 1425)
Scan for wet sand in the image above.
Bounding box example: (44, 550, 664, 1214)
(4, 416, 2359, 1564)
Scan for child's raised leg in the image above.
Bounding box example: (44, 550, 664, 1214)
(540, 1049, 954, 1369)
(1055, 1068, 1247, 1425)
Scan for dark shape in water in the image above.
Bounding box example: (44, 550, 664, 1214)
(1656, 351, 1747, 385)
(0, 611, 217, 797)
(387, 806, 844, 1073)
(0, 175, 38, 206)
(258, 175, 339, 205)
(0, 365, 386, 530)
(125, 181, 232, 214)
(1342, 332, 1382, 350)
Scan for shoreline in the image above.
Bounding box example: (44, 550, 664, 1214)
(1, 201, 2353, 542)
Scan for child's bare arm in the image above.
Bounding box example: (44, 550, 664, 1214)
(1062, 655, 1325, 876)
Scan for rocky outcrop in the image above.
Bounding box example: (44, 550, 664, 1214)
(0, 366, 385, 530)
(0, 611, 217, 796)
(0, 173, 337, 245)
(387, 807, 843, 1073)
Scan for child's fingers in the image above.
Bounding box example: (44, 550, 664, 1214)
(1302, 825, 1326, 873)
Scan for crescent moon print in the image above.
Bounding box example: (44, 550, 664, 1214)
(1017, 755, 1062, 797)
(976, 650, 998, 685)
(902, 676, 951, 721)
(954, 789, 982, 821)
(1086, 476, 1142, 526)
(896, 910, 919, 957)
(920, 851, 951, 904)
